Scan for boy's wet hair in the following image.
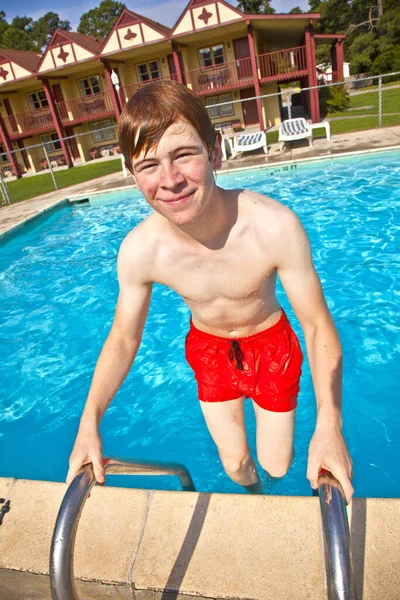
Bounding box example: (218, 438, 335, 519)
(118, 80, 218, 173)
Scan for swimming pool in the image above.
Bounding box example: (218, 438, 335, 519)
(1, 150, 399, 497)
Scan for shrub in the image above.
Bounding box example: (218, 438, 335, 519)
(326, 84, 350, 113)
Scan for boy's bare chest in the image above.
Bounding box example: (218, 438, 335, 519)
(154, 242, 276, 304)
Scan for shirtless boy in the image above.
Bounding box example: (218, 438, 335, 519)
(67, 80, 353, 503)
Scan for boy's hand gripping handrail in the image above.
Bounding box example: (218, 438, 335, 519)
(318, 469, 358, 599)
(50, 461, 356, 600)
(50, 458, 195, 600)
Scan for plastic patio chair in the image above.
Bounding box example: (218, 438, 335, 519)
(229, 131, 268, 158)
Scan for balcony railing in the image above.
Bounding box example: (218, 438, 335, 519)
(258, 46, 307, 81)
(3, 107, 54, 139)
(2, 48, 311, 140)
(184, 57, 253, 95)
(120, 75, 179, 105)
(57, 91, 115, 125)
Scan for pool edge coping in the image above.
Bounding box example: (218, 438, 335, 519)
(0, 198, 68, 242)
(1, 477, 400, 600)
(67, 143, 400, 203)
(1, 144, 399, 239)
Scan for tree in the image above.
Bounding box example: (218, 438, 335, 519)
(77, 0, 126, 38)
(2, 27, 35, 50)
(308, 0, 323, 12)
(0, 11, 8, 47)
(348, 31, 376, 73)
(237, 0, 275, 13)
(289, 6, 304, 13)
(30, 12, 71, 51)
(320, 0, 352, 33)
(11, 16, 33, 32)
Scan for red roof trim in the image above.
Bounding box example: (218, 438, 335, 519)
(246, 12, 320, 19)
(100, 36, 171, 59)
(314, 33, 346, 39)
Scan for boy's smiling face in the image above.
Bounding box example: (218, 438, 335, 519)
(131, 120, 222, 226)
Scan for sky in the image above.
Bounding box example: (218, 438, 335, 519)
(4, 0, 311, 31)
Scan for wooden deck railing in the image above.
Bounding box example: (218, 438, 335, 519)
(120, 75, 179, 105)
(184, 57, 253, 95)
(3, 107, 54, 139)
(57, 91, 115, 125)
(258, 46, 307, 81)
(2, 47, 311, 140)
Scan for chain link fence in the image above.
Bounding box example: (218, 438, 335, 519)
(1, 71, 399, 206)
(0, 124, 121, 206)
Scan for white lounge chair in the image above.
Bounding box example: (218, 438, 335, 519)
(279, 118, 313, 150)
(229, 131, 268, 158)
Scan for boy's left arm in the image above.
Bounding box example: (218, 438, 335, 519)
(274, 210, 354, 503)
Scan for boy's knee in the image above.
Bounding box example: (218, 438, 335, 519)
(221, 452, 252, 477)
(258, 454, 293, 479)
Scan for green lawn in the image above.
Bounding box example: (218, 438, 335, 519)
(3, 158, 122, 205)
(328, 87, 400, 118)
(328, 113, 400, 135)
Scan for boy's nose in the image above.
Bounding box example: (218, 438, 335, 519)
(160, 164, 185, 188)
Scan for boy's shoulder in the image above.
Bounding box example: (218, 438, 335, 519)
(238, 188, 300, 232)
(117, 212, 163, 281)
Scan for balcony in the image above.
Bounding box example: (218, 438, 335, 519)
(3, 107, 54, 140)
(258, 46, 307, 82)
(184, 57, 254, 95)
(120, 75, 179, 105)
(57, 91, 115, 126)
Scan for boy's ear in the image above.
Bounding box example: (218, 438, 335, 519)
(212, 132, 223, 170)
(127, 163, 139, 188)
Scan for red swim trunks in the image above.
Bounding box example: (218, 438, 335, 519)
(185, 309, 303, 412)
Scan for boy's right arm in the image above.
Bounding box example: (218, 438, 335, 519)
(66, 232, 153, 484)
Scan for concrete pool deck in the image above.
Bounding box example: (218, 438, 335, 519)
(1, 127, 400, 239)
(1, 477, 400, 600)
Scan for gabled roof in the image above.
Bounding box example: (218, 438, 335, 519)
(37, 29, 103, 74)
(172, 0, 243, 37)
(0, 49, 41, 73)
(0, 49, 41, 85)
(101, 8, 172, 56)
(63, 31, 104, 54)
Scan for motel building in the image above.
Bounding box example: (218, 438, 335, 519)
(0, 0, 345, 179)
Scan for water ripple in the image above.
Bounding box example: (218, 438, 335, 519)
(0, 151, 399, 496)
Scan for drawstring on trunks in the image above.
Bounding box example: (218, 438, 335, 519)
(228, 340, 244, 370)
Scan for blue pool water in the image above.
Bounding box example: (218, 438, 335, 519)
(1, 150, 399, 497)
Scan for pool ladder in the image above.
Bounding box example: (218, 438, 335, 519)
(49, 459, 357, 600)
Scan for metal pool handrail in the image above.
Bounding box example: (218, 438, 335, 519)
(50, 460, 356, 600)
(318, 469, 358, 599)
(49, 458, 196, 600)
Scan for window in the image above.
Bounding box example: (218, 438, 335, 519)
(90, 119, 115, 143)
(136, 61, 161, 83)
(41, 133, 62, 153)
(199, 45, 225, 68)
(27, 90, 49, 110)
(0, 144, 8, 163)
(78, 75, 102, 97)
(205, 94, 234, 119)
